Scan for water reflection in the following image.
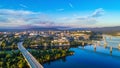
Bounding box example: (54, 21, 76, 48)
(28, 45, 70, 50)
(44, 56, 67, 65)
(28, 45, 73, 65)
(43, 36, 120, 68)
(44, 47, 120, 68)
(94, 47, 96, 52)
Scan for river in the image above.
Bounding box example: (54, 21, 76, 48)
(43, 36, 120, 68)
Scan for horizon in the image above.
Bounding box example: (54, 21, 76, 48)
(0, 0, 120, 28)
(1, 1, 120, 68)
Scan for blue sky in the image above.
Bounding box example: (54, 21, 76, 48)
(0, 0, 120, 28)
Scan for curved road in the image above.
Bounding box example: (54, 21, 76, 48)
(18, 42, 43, 68)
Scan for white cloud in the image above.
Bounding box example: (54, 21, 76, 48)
(20, 4, 28, 8)
(0, 9, 53, 27)
(69, 3, 73, 8)
(77, 17, 97, 24)
(57, 9, 64, 11)
(56, 8, 105, 28)
(0, 8, 105, 28)
(0, 9, 35, 16)
(76, 8, 104, 24)
(91, 8, 104, 17)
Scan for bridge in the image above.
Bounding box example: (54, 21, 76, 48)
(18, 42, 43, 68)
(79, 35, 120, 56)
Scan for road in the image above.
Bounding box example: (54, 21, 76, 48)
(18, 42, 43, 68)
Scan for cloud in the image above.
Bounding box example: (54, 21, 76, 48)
(20, 4, 28, 8)
(77, 17, 97, 24)
(0, 9, 53, 27)
(0, 9, 36, 24)
(76, 8, 104, 24)
(59, 17, 70, 20)
(91, 8, 104, 17)
(57, 9, 64, 11)
(0, 9, 35, 16)
(69, 3, 73, 8)
(33, 21, 55, 27)
(0, 8, 105, 28)
(56, 8, 104, 28)
(0, 16, 9, 22)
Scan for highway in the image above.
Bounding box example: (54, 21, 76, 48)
(18, 42, 43, 68)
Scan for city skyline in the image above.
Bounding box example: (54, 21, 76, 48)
(0, 0, 120, 28)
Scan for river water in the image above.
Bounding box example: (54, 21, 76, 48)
(43, 36, 120, 68)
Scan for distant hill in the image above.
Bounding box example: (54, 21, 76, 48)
(28, 27, 60, 31)
(0, 27, 60, 32)
(88, 26, 120, 33)
(66, 26, 120, 33)
(0, 26, 120, 33)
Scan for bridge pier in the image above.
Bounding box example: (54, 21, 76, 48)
(82, 42, 85, 46)
(118, 44, 120, 50)
(110, 46, 112, 55)
(97, 41, 100, 46)
(104, 44, 107, 48)
(82, 42, 85, 49)
(94, 45, 96, 52)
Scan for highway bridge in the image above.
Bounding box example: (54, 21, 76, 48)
(18, 42, 43, 68)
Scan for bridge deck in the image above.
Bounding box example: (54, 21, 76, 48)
(18, 42, 43, 68)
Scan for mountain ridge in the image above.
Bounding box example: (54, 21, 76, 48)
(0, 26, 120, 33)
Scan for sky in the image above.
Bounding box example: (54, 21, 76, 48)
(0, 0, 120, 28)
